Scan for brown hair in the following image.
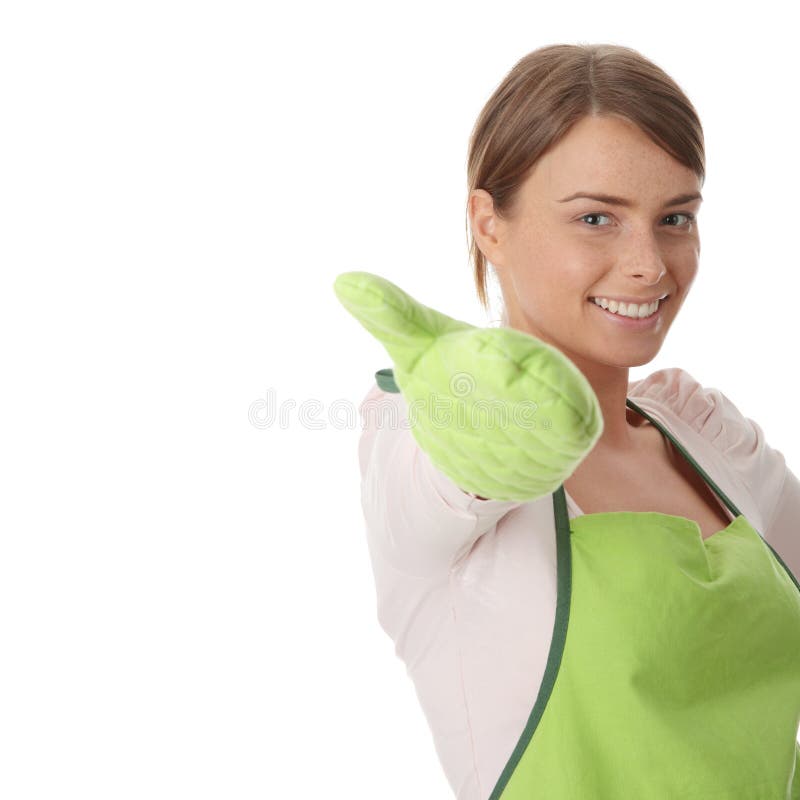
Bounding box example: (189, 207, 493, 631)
(465, 43, 705, 321)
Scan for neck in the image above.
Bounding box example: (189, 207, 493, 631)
(509, 321, 645, 452)
(503, 305, 651, 453)
(565, 354, 645, 452)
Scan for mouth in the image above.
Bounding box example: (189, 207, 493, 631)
(586, 295, 670, 328)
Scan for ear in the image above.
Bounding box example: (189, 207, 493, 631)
(468, 189, 507, 270)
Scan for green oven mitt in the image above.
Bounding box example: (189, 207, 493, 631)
(333, 271, 603, 502)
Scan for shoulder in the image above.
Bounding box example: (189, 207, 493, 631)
(628, 366, 723, 431)
(629, 367, 764, 452)
(628, 367, 788, 527)
(356, 380, 404, 475)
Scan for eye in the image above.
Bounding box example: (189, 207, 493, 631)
(579, 213, 611, 227)
(663, 212, 696, 227)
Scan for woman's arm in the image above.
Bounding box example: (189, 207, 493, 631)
(358, 382, 522, 579)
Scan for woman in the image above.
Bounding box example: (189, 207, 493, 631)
(337, 43, 800, 799)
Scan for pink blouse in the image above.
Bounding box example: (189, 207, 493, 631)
(356, 367, 800, 800)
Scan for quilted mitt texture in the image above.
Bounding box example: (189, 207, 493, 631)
(333, 270, 604, 502)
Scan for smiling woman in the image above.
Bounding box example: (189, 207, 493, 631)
(468, 113, 704, 393)
(342, 42, 800, 800)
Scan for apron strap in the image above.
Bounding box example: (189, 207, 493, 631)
(625, 397, 743, 520)
(375, 367, 400, 393)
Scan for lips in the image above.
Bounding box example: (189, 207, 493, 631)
(587, 295, 669, 316)
(587, 295, 668, 326)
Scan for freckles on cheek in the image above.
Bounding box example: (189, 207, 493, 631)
(517, 275, 562, 310)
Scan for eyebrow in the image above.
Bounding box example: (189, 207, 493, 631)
(557, 191, 703, 207)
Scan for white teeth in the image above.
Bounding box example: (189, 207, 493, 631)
(591, 296, 665, 318)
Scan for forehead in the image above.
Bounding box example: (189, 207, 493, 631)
(523, 114, 699, 202)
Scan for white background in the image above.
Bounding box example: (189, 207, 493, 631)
(2, 1, 798, 797)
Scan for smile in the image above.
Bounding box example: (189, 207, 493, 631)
(587, 295, 669, 329)
(589, 295, 668, 319)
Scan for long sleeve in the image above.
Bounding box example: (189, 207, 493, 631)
(357, 382, 522, 580)
(763, 464, 800, 583)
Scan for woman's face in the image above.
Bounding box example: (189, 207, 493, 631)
(473, 113, 702, 369)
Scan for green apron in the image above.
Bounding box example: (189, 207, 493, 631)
(375, 368, 800, 800)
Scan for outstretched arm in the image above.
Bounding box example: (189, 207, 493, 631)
(358, 381, 522, 578)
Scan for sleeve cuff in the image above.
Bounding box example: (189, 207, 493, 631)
(419, 446, 524, 520)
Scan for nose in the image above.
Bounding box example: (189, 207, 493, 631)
(622, 231, 667, 284)
(630, 263, 666, 283)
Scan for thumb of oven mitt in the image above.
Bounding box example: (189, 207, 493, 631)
(333, 270, 604, 503)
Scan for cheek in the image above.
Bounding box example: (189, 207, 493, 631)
(670, 256, 698, 292)
(512, 269, 589, 320)
(507, 226, 603, 308)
